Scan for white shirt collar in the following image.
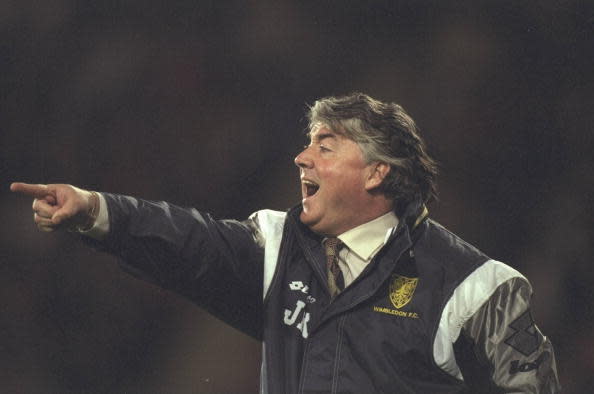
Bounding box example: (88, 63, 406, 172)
(337, 211, 399, 261)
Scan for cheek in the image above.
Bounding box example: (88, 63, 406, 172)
(335, 173, 366, 197)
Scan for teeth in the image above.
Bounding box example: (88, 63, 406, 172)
(303, 180, 318, 187)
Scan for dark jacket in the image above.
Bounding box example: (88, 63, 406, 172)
(89, 193, 560, 393)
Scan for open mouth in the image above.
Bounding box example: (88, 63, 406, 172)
(303, 179, 320, 198)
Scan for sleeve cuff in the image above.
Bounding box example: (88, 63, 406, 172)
(79, 192, 109, 240)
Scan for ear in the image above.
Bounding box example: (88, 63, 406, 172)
(364, 162, 391, 191)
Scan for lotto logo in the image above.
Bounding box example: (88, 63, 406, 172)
(510, 352, 549, 374)
(504, 310, 540, 356)
(289, 281, 309, 293)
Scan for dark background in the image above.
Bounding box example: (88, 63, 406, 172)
(1, 1, 593, 393)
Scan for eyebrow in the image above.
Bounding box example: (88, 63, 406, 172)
(308, 131, 337, 143)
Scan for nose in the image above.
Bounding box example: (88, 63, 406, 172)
(294, 147, 313, 169)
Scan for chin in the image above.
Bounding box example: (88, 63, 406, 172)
(301, 213, 334, 236)
(300, 210, 322, 232)
(299, 209, 314, 225)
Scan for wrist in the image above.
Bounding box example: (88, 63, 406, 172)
(76, 191, 100, 232)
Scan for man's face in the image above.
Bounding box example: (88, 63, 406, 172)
(294, 125, 377, 236)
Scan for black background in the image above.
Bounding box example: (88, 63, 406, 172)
(1, 1, 593, 392)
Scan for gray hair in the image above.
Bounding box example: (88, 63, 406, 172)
(307, 93, 438, 215)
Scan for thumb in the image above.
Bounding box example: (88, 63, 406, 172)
(51, 200, 77, 225)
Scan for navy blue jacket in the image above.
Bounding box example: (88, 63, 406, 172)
(88, 193, 560, 393)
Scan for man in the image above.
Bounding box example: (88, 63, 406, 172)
(12, 93, 560, 393)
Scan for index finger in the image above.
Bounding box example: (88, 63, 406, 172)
(10, 183, 54, 199)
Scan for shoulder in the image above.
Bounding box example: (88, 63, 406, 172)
(442, 260, 530, 333)
(417, 220, 530, 321)
(249, 209, 287, 224)
(419, 219, 489, 261)
(248, 209, 287, 233)
(413, 219, 493, 289)
(245, 209, 288, 246)
(433, 259, 531, 378)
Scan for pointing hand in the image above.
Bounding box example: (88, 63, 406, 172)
(10, 182, 99, 232)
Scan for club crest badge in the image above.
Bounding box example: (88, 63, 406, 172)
(389, 275, 418, 309)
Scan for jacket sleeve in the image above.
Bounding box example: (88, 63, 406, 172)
(83, 193, 266, 339)
(454, 277, 561, 393)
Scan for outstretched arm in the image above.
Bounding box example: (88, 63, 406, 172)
(10, 182, 267, 338)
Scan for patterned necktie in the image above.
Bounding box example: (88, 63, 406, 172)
(324, 237, 344, 297)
